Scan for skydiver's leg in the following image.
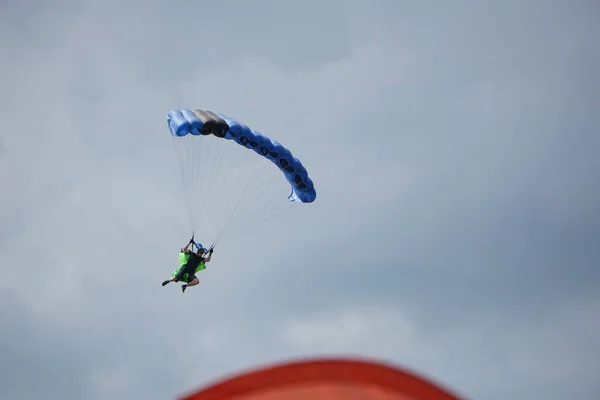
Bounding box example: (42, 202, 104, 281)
(162, 276, 177, 286)
(181, 275, 199, 293)
(162, 267, 187, 286)
(162, 274, 180, 286)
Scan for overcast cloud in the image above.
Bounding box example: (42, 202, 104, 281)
(1, 1, 599, 399)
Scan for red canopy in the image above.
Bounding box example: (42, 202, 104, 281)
(179, 358, 464, 400)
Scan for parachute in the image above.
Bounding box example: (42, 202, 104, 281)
(178, 357, 465, 400)
(167, 109, 316, 245)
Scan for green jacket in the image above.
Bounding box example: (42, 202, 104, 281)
(171, 252, 206, 281)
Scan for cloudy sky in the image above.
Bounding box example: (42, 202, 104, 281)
(1, 0, 599, 399)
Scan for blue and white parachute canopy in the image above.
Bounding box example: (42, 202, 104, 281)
(167, 109, 316, 203)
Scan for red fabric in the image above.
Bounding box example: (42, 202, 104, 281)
(179, 358, 464, 400)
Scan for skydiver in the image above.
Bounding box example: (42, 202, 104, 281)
(161, 236, 214, 293)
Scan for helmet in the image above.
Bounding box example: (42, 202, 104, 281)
(195, 242, 207, 252)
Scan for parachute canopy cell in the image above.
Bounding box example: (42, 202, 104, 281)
(167, 109, 316, 204)
(179, 358, 466, 400)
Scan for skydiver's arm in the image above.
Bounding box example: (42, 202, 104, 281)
(182, 242, 192, 253)
(204, 252, 212, 263)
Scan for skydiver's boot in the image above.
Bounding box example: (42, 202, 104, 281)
(162, 280, 170, 286)
(181, 284, 187, 293)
